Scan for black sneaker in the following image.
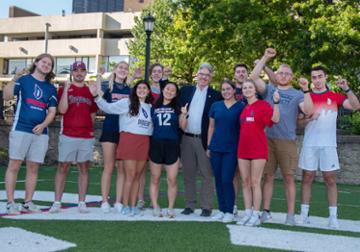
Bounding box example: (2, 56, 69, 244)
(181, 207, 194, 215)
(200, 209, 212, 217)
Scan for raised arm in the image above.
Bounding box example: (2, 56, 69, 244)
(250, 48, 277, 94)
(3, 69, 27, 101)
(179, 103, 188, 131)
(298, 77, 313, 116)
(271, 90, 280, 123)
(58, 81, 71, 114)
(337, 79, 360, 111)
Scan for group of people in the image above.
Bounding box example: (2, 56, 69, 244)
(3, 48, 359, 229)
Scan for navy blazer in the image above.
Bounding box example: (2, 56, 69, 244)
(179, 84, 222, 150)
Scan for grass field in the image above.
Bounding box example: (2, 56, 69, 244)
(1, 165, 359, 251)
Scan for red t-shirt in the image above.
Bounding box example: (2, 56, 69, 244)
(237, 100, 274, 160)
(58, 84, 98, 138)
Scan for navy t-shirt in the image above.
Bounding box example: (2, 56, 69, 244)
(208, 100, 245, 152)
(101, 81, 131, 133)
(151, 104, 180, 141)
(13, 74, 57, 134)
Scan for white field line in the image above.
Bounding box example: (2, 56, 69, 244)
(227, 225, 360, 252)
(1, 203, 360, 233)
(0, 227, 76, 252)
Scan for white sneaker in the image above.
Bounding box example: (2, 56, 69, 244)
(121, 206, 130, 215)
(49, 202, 61, 214)
(166, 208, 176, 218)
(6, 202, 20, 215)
(285, 214, 296, 226)
(236, 214, 252, 225)
(22, 201, 41, 213)
(245, 213, 261, 227)
(129, 207, 140, 217)
(328, 216, 339, 229)
(101, 202, 111, 213)
(233, 205, 238, 216)
(260, 211, 272, 223)
(78, 202, 90, 213)
(222, 213, 234, 223)
(298, 214, 310, 225)
(211, 211, 224, 221)
(114, 202, 123, 213)
(152, 207, 163, 217)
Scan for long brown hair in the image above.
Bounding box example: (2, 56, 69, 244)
(129, 80, 153, 116)
(28, 53, 56, 82)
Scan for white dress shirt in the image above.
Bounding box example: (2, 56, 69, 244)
(185, 86, 208, 134)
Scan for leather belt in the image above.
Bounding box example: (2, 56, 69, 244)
(184, 132, 202, 138)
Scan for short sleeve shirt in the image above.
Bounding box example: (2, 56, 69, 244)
(264, 83, 304, 140)
(303, 90, 346, 147)
(58, 84, 98, 138)
(237, 100, 274, 159)
(208, 101, 245, 153)
(12, 74, 57, 134)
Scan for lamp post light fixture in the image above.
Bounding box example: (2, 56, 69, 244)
(44, 22, 51, 53)
(143, 14, 155, 82)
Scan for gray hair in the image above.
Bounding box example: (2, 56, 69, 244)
(198, 63, 214, 74)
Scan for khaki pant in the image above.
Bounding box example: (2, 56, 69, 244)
(180, 135, 214, 210)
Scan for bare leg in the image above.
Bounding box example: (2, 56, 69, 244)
(301, 170, 315, 204)
(122, 160, 137, 207)
(166, 160, 179, 209)
(262, 173, 275, 210)
(115, 160, 125, 203)
(149, 161, 162, 209)
(282, 174, 296, 215)
(54, 162, 71, 202)
(323, 171, 337, 206)
(24, 161, 40, 202)
(250, 159, 266, 211)
(238, 159, 252, 209)
(5, 159, 23, 202)
(130, 160, 147, 207)
(78, 162, 89, 202)
(100, 142, 116, 203)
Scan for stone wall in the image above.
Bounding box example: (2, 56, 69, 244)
(1, 119, 359, 185)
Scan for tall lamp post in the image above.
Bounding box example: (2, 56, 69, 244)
(44, 22, 51, 53)
(143, 15, 155, 82)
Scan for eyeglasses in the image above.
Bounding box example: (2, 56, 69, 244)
(277, 72, 292, 76)
(198, 72, 211, 78)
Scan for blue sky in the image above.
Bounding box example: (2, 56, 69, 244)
(0, 0, 72, 18)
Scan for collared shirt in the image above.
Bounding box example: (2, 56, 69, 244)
(186, 85, 208, 134)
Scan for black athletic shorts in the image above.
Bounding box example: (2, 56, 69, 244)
(149, 138, 180, 165)
(99, 131, 119, 144)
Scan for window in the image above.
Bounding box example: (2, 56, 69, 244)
(8, 59, 27, 74)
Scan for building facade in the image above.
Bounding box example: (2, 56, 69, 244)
(72, 0, 152, 13)
(0, 11, 140, 84)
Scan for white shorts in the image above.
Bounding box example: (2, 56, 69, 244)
(299, 146, 340, 172)
(9, 131, 49, 163)
(58, 135, 95, 163)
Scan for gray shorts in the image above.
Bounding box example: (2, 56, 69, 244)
(58, 135, 95, 163)
(9, 131, 49, 163)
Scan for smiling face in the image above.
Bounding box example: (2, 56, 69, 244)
(197, 68, 212, 88)
(242, 80, 257, 99)
(151, 65, 163, 83)
(114, 62, 129, 82)
(234, 66, 248, 84)
(311, 69, 327, 91)
(35, 56, 53, 75)
(276, 65, 293, 86)
(221, 82, 236, 100)
(162, 83, 178, 102)
(136, 83, 150, 100)
(72, 68, 87, 83)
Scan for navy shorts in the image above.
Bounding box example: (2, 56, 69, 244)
(99, 131, 119, 144)
(149, 139, 180, 165)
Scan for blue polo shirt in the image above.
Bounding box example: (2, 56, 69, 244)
(208, 100, 245, 152)
(101, 81, 131, 133)
(12, 74, 57, 134)
(151, 104, 180, 141)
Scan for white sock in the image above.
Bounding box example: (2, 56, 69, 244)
(329, 206, 337, 217)
(301, 204, 309, 216)
(253, 210, 260, 217)
(245, 208, 252, 216)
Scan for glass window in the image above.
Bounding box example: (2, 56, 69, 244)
(8, 59, 27, 74)
(88, 57, 96, 73)
(56, 57, 75, 74)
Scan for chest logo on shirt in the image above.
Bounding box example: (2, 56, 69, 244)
(142, 108, 149, 118)
(246, 117, 255, 122)
(327, 98, 332, 105)
(33, 84, 43, 100)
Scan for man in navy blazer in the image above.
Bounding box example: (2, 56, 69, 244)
(178, 63, 222, 217)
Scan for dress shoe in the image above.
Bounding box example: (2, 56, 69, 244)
(181, 207, 194, 215)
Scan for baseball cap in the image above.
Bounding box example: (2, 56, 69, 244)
(71, 61, 86, 71)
